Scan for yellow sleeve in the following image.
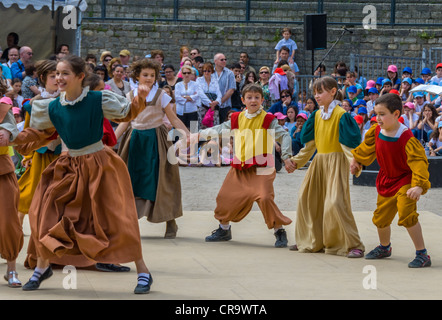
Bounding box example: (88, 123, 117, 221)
(351, 123, 377, 166)
(291, 140, 316, 168)
(405, 137, 431, 195)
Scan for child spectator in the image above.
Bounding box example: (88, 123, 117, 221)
(401, 101, 419, 130)
(414, 104, 438, 143)
(353, 99, 367, 116)
(430, 63, 442, 86)
(380, 79, 392, 95)
(342, 99, 356, 117)
(351, 93, 431, 268)
(386, 65, 401, 90)
(402, 67, 413, 80)
(366, 87, 379, 119)
(21, 64, 39, 99)
(303, 96, 318, 117)
(290, 112, 308, 156)
(375, 77, 384, 92)
(229, 63, 245, 112)
(274, 27, 297, 65)
(413, 91, 428, 114)
(420, 68, 432, 84)
(274, 112, 287, 127)
(347, 85, 358, 103)
(201, 83, 295, 247)
(11, 78, 23, 108)
(284, 105, 297, 132)
(399, 77, 412, 102)
(342, 71, 364, 100)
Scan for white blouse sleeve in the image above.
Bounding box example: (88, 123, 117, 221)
(101, 89, 132, 120)
(29, 98, 55, 130)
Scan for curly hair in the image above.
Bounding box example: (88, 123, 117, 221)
(129, 58, 161, 82)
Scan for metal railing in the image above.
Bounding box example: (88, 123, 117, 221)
(84, 0, 442, 27)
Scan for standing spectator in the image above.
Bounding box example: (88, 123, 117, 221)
(3, 47, 19, 69)
(272, 46, 300, 75)
(213, 53, 236, 123)
(239, 52, 256, 75)
(85, 53, 97, 66)
(100, 51, 113, 69)
(1, 32, 20, 61)
(196, 62, 222, 127)
(106, 64, 131, 97)
(190, 48, 201, 58)
(257, 66, 272, 110)
(56, 44, 70, 55)
(229, 63, 244, 112)
(11, 46, 33, 81)
(151, 49, 165, 80)
(21, 64, 39, 99)
(179, 46, 190, 67)
(175, 65, 209, 129)
(159, 64, 182, 92)
(119, 49, 131, 68)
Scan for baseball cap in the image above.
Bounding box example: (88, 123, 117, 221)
(387, 65, 398, 73)
(436, 63, 442, 70)
(274, 112, 287, 120)
(402, 77, 412, 85)
(389, 89, 400, 95)
(402, 67, 412, 74)
(421, 67, 431, 75)
(368, 87, 379, 94)
(353, 115, 364, 124)
(357, 107, 368, 114)
(12, 107, 20, 115)
(347, 85, 357, 94)
(414, 78, 425, 84)
(376, 77, 384, 85)
(296, 112, 308, 121)
(381, 78, 392, 88)
(0, 96, 13, 105)
(365, 80, 376, 90)
(354, 99, 367, 107)
(413, 91, 425, 98)
(404, 101, 415, 109)
(119, 49, 131, 57)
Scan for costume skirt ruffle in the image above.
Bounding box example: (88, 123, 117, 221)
(28, 146, 143, 265)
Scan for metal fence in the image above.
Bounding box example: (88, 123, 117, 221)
(86, 0, 442, 27)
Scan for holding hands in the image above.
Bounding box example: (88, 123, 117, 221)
(350, 158, 362, 176)
(284, 158, 297, 173)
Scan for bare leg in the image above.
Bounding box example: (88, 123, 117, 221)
(406, 222, 425, 251)
(377, 226, 391, 247)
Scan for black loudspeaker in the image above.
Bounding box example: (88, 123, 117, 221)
(304, 13, 327, 50)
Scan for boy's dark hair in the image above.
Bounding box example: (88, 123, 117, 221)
(374, 93, 402, 114)
(193, 56, 204, 64)
(84, 73, 103, 91)
(241, 83, 263, 97)
(280, 46, 290, 53)
(25, 64, 36, 77)
(231, 62, 241, 70)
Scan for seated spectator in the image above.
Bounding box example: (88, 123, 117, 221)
(303, 96, 318, 117)
(267, 89, 296, 115)
(429, 122, 442, 156)
(290, 112, 308, 156)
(399, 77, 413, 102)
(283, 105, 298, 132)
(401, 101, 419, 130)
(414, 104, 438, 143)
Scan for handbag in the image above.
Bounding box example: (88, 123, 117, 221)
(202, 108, 215, 127)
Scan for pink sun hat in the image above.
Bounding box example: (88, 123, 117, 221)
(365, 80, 376, 90)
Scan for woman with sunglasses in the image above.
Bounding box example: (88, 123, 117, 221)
(267, 89, 297, 115)
(257, 66, 272, 110)
(175, 65, 211, 129)
(196, 62, 222, 128)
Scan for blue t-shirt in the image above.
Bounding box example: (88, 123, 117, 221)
(1, 64, 12, 80)
(275, 38, 298, 58)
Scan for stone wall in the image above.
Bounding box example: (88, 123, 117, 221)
(80, 0, 442, 76)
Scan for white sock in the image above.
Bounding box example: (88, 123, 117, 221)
(137, 273, 151, 286)
(30, 266, 49, 282)
(220, 224, 230, 230)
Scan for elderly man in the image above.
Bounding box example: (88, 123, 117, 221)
(11, 46, 33, 81)
(4, 47, 19, 68)
(213, 53, 236, 123)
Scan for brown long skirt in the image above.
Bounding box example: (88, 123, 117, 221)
(28, 146, 143, 265)
(0, 155, 24, 261)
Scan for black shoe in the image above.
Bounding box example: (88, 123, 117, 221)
(205, 226, 232, 242)
(134, 274, 153, 294)
(274, 229, 288, 248)
(95, 263, 131, 272)
(22, 266, 53, 291)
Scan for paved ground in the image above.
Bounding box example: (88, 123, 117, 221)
(1, 166, 442, 304)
